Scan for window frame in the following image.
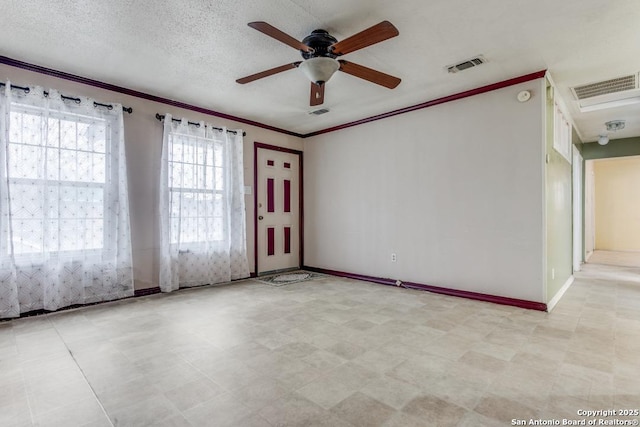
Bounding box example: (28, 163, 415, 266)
(166, 129, 228, 247)
(1, 102, 114, 260)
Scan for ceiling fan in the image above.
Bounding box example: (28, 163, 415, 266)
(236, 21, 401, 106)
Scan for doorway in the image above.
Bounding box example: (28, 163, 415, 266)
(584, 155, 640, 267)
(254, 142, 303, 275)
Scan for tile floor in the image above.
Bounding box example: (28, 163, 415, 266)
(1, 264, 639, 426)
(588, 250, 640, 268)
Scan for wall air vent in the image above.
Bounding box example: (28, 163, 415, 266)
(572, 75, 636, 100)
(446, 56, 487, 74)
(308, 108, 330, 115)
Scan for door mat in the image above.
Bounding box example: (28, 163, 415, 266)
(253, 271, 327, 286)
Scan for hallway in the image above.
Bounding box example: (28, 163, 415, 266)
(587, 250, 640, 269)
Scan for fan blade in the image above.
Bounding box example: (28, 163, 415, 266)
(248, 22, 313, 53)
(330, 21, 399, 56)
(236, 62, 301, 84)
(310, 83, 325, 106)
(339, 60, 401, 89)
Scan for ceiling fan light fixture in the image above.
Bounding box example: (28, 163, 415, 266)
(598, 134, 609, 145)
(298, 57, 340, 85)
(240, 20, 401, 106)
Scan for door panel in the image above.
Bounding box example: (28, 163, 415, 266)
(256, 147, 301, 274)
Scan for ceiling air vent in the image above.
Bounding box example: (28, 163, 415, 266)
(308, 108, 330, 115)
(571, 74, 640, 112)
(572, 75, 636, 100)
(446, 55, 487, 74)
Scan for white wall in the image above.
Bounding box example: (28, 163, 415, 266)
(304, 80, 546, 302)
(0, 63, 304, 289)
(544, 79, 573, 304)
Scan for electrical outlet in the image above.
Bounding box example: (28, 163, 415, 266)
(391, 253, 397, 262)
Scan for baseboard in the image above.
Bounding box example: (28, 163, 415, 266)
(133, 274, 253, 297)
(134, 287, 161, 297)
(303, 266, 547, 311)
(546, 275, 574, 312)
(4, 277, 251, 321)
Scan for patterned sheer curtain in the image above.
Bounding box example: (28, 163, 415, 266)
(0, 82, 133, 318)
(159, 114, 249, 292)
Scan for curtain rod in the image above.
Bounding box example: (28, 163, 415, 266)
(155, 113, 246, 136)
(0, 82, 133, 113)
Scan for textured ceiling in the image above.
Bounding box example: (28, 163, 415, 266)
(1, 0, 639, 140)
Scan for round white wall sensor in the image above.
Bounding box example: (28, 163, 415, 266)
(517, 90, 531, 102)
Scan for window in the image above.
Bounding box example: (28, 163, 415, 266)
(4, 104, 109, 256)
(159, 115, 249, 292)
(0, 84, 133, 317)
(167, 129, 227, 245)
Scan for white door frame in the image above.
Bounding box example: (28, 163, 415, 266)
(253, 142, 303, 275)
(572, 146, 583, 271)
(584, 160, 596, 260)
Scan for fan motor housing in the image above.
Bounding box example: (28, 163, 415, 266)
(301, 29, 338, 59)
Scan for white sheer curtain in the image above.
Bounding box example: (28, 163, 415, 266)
(0, 82, 133, 318)
(159, 114, 249, 292)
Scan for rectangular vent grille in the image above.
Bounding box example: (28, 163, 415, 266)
(446, 56, 487, 74)
(308, 108, 329, 115)
(573, 75, 636, 100)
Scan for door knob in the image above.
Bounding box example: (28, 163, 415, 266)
(258, 215, 264, 220)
